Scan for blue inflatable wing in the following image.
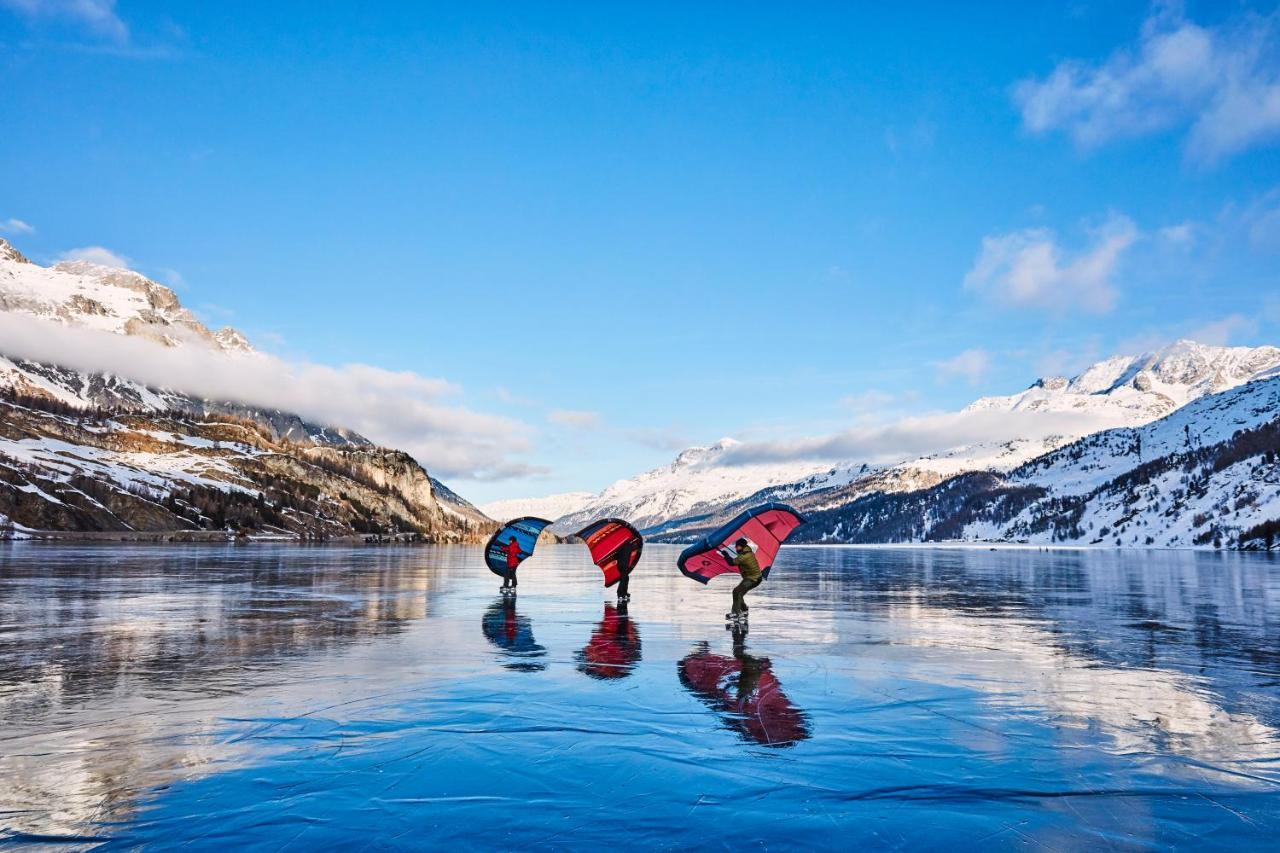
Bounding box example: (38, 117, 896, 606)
(485, 516, 553, 576)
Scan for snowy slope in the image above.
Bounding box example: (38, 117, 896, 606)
(790, 375, 1280, 549)
(901, 340, 1280, 480)
(479, 492, 595, 523)
(988, 375, 1280, 548)
(1011, 374, 1280, 497)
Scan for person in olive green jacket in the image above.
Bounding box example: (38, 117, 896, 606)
(720, 538, 762, 619)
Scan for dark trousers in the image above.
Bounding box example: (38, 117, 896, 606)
(503, 567, 518, 587)
(732, 577, 761, 613)
(617, 571, 630, 597)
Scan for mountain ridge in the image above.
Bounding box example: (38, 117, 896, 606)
(507, 340, 1280, 547)
(0, 239, 492, 538)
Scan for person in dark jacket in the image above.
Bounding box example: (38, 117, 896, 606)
(721, 538, 762, 620)
(614, 538, 638, 601)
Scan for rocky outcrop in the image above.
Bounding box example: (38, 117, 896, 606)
(0, 392, 495, 541)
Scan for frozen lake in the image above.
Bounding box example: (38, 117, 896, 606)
(2, 543, 1279, 849)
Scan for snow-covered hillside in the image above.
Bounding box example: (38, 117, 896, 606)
(480, 492, 594, 523)
(509, 341, 1280, 540)
(0, 239, 491, 536)
(791, 375, 1280, 549)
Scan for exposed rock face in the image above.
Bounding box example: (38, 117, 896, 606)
(0, 394, 493, 540)
(0, 239, 29, 264)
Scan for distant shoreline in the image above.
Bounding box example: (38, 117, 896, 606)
(0, 529, 467, 545)
(1, 533, 1267, 553)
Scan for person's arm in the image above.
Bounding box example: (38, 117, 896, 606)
(719, 548, 735, 563)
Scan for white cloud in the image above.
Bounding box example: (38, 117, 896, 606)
(963, 214, 1137, 314)
(1244, 193, 1280, 254)
(156, 267, 185, 288)
(839, 389, 922, 421)
(0, 313, 536, 480)
(840, 389, 899, 411)
(0, 218, 35, 235)
(1187, 313, 1258, 346)
(718, 408, 1115, 467)
(0, 0, 128, 42)
(547, 409, 602, 430)
(933, 349, 991, 385)
(58, 246, 133, 269)
(884, 118, 937, 157)
(1158, 221, 1195, 246)
(1014, 5, 1280, 163)
(1265, 294, 1280, 325)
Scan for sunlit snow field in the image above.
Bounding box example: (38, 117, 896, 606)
(2, 544, 1279, 850)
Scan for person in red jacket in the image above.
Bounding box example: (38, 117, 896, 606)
(501, 536, 523, 594)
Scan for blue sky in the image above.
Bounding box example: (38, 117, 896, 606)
(2, 1, 1279, 502)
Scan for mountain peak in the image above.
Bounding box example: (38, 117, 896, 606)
(967, 340, 1280, 426)
(0, 238, 30, 264)
(213, 327, 253, 353)
(2, 246, 252, 354)
(673, 446, 710, 466)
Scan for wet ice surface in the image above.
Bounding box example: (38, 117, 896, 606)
(1, 545, 1279, 850)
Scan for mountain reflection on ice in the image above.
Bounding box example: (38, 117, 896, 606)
(1, 543, 1279, 849)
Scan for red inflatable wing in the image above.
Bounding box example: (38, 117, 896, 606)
(575, 518, 644, 587)
(676, 503, 806, 584)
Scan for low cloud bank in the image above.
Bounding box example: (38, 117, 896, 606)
(716, 409, 1119, 467)
(0, 313, 535, 480)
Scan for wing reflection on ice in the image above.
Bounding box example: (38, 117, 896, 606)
(677, 627, 811, 748)
(576, 602, 642, 680)
(481, 597, 547, 672)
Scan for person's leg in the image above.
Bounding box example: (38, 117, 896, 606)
(741, 577, 761, 611)
(505, 567, 517, 588)
(617, 570, 629, 598)
(731, 578, 749, 614)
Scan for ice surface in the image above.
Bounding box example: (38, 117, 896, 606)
(1, 544, 1278, 848)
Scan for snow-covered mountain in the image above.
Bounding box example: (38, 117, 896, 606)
(965, 341, 1280, 423)
(549, 438, 837, 534)
(480, 491, 595, 523)
(506, 340, 1280, 544)
(0, 239, 250, 352)
(791, 373, 1280, 549)
(0, 239, 490, 537)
